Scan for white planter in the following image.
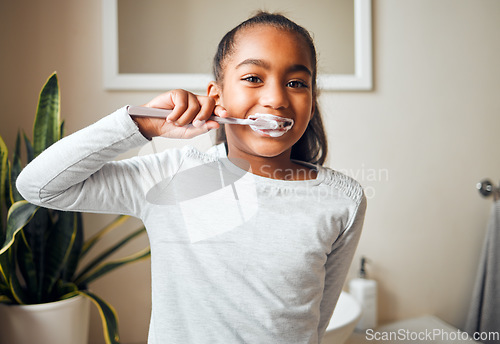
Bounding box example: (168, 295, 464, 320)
(0, 294, 90, 344)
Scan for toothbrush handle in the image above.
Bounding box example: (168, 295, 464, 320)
(127, 106, 173, 118)
(127, 106, 253, 126)
(209, 116, 250, 125)
(127, 106, 240, 123)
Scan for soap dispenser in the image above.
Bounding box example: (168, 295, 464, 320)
(349, 256, 377, 331)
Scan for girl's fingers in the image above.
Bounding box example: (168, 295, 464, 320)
(144, 92, 175, 109)
(176, 92, 203, 126)
(165, 90, 191, 123)
(169, 91, 220, 127)
(140, 89, 222, 138)
(193, 96, 215, 124)
(145, 90, 222, 125)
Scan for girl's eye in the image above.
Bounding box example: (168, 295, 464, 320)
(287, 80, 309, 88)
(243, 76, 262, 83)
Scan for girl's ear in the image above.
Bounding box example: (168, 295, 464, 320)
(207, 81, 222, 105)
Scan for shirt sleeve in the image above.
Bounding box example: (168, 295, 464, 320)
(317, 194, 367, 339)
(16, 106, 154, 218)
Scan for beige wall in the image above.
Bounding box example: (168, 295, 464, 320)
(1, 0, 500, 343)
(118, 0, 354, 74)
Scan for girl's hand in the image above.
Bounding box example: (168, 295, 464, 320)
(131, 89, 227, 139)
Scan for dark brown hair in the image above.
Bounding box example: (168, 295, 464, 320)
(213, 11, 328, 165)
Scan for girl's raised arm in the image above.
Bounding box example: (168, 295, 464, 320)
(16, 90, 224, 217)
(16, 107, 155, 217)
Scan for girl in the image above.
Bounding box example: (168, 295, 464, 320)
(17, 12, 366, 344)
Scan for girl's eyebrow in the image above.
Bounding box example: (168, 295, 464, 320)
(235, 58, 271, 71)
(236, 58, 312, 76)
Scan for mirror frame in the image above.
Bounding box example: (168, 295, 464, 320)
(102, 0, 372, 91)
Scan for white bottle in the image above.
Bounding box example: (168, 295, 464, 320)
(349, 257, 377, 331)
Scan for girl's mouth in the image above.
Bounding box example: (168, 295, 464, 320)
(248, 114, 294, 137)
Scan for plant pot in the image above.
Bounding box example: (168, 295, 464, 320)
(0, 294, 90, 344)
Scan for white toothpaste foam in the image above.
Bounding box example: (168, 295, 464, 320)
(248, 113, 294, 137)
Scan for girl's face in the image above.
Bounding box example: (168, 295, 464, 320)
(209, 25, 315, 160)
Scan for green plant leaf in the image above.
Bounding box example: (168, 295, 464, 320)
(17, 230, 38, 300)
(62, 212, 83, 281)
(23, 131, 34, 164)
(43, 211, 77, 296)
(3, 161, 13, 211)
(13, 131, 21, 159)
(5, 244, 28, 304)
(78, 290, 120, 344)
(76, 247, 150, 288)
(0, 294, 12, 304)
(60, 120, 65, 139)
(0, 276, 14, 303)
(0, 202, 39, 304)
(33, 73, 60, 157)
(52, 281, 79, 302)
(21, 207, 51, 303)
(81, 215, 129, 258)
(76, 226, 146, 282)
(0, 135, 8, 241)
(0, 263, 5, 284)
(10, 132, 23, 203)
(0, 201, 38, 256)
(0, 248, 11, 291)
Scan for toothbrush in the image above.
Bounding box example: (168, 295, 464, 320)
(127, 105, 293, 130)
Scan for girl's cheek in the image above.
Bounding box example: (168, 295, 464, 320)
(223, 99, 246, 117)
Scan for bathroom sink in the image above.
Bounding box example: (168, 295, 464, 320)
(321, 291, 362, 344)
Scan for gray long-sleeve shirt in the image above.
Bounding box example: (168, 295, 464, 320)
(16, 106, 366, 344)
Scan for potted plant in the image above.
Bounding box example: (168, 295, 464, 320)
(0, 73, 150, 344)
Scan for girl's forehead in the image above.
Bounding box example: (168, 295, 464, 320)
(230, 25, 313, 66)
(234, 25, 305, 50)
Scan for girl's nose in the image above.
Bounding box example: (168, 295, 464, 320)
(260, 82, 289, 110)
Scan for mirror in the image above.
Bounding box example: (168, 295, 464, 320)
(102, 0, 372, 91)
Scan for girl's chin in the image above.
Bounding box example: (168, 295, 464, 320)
(242, 141, 292, 158)
(226, 128, 295, 158)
